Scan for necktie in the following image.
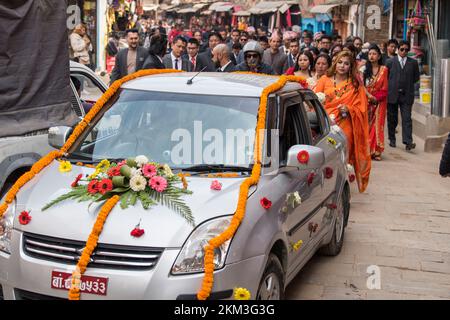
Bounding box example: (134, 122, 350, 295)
(175, 58, 179, 70)
(191, 57, 196, 70)
(401, 58, 405, 69)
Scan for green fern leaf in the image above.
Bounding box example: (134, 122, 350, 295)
(149, 190, 195, 226)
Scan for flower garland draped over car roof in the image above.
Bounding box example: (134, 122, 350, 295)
(0, 69, 307, 300)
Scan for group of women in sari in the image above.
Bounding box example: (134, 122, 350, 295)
(286, 44, 388, 193)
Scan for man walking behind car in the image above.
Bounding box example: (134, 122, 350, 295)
(234, 41, 274, 75)
(386, 40, 420, 151)
(212, 44, 235, 72)
(110, 29, 149, 84)
(262, 33, 287, 75)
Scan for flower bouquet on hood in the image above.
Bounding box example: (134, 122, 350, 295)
(42, 155, 194, 226)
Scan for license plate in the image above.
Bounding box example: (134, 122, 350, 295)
(51, 271, 108, 296)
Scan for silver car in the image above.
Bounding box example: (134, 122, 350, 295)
(0, 73, 350, 300)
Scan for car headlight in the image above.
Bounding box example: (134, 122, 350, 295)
(171, 215, 233, 275)
(0, 200, 15, 254)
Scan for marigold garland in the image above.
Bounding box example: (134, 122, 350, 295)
(68, 195, 120, 300)
(196, 75, 306, 300)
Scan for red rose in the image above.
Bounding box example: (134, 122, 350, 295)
(349, 173, 356, 183)
(260, 197, 272, 209)
(98, 179, 113, 195)
(87, 180, 99, 194)
(307, 172, 316, 186)
(18, 211, 31, 225)
(71, 174, 83, 188)
(324, 167, 333, 179)
(130, 227, 145, 238)
(297, 150, 309, 164)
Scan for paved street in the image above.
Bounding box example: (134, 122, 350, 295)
(286, 136, 450, 299)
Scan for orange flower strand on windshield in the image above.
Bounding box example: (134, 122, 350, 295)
(68, 195, 120, 300)
(196, 75, 306, 300)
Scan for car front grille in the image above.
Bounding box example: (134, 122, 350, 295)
(14, 288, 64, 300)
(23, 233, 163, 271)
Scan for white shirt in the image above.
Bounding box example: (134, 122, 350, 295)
(220, 60, 232, 72)
(398, 55, 407, 68)
(171, 52, 182, 70)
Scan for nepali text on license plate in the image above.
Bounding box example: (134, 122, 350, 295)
(51, 271, 108, 296)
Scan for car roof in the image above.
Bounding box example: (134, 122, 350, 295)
(121, 72, 304, 97)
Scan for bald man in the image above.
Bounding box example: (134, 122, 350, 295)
(212, 44, 235, 72)
(262, 33, 287, 75)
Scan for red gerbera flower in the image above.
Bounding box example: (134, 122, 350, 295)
(107, 166, 122, 177)
(349, 173, 356, 183)
(130, 227, 145, 238)
(297, 150, 310, 164)
(71, 174, 83, 188)
(87, 180, 99, 194)
(307, 172, 316, 186)
(260, 197, 272, 209)
(324, 167, 333, 179)
(18, 211, 31, 225)
(97, 179, 113, 195)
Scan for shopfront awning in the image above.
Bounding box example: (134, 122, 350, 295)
(208, 2, 232, 11)
(233, 10, 251, 16)
(248, 1, 297, 15)
(177, 7, 198, 13)
(309, 4, 340, 14)
(215, 4, 234, 12)
(143, 4, 159, 11)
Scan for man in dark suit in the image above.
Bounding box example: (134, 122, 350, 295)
(212, 44, 235, 72)
(283, 38, 300, 73)
(110, 29, 149, 84)
(386, 40, 420, 150)
(197, 32, 224, 72)
(142, 32, 167, 69)
(183, 38, 205, 72)
(162, 35, 192, 71)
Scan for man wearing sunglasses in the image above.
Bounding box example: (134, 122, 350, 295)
(386, 40, 420, 151)
(234, 41, 274, 75)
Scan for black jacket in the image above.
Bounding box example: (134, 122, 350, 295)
(234, 62, 274, 75)
(110, 47, 149, 84)
(386, 56, 420, 105)
(440, 133, 450, 176)
(142, 53, 165, 70)
(197, 49, 215, 72)
(216, 61, 236, 72)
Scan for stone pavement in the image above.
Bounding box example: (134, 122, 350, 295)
(286, 136, 450, 300)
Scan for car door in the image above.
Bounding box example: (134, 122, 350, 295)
(275, 93, 319, 279)
(299, 92, 340, 245)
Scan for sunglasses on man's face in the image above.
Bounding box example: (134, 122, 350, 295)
(399, 47, 409, 52)
(240, 38, 248, 42)
(245, 53, 259, 59)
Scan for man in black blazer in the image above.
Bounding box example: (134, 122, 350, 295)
(142, 32, 167, 70)
(212, 44, 235, 72)
(183, 38, 205, 72)
(386, 40, 420, 150)
(197, 32, 225, 72)
(110, 29, 149, 84)
(162, 35, 192, 71)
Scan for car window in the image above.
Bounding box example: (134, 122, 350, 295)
(70, 72, 104, 114)
(302, 99, 327, 144)
(279, 103, 302, 165)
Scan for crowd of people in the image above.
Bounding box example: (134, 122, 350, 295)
(76, 23, 427, 193)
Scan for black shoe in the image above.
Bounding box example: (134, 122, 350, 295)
(389, 140, 396, 148)
(405, 142, 416, 151)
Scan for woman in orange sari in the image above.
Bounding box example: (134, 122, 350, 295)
(315, 51, 371, 193)
(362, 44, 389, 161)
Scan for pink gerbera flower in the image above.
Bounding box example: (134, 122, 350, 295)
(149, 176, 168, 193)
(142, 164, 157, 178)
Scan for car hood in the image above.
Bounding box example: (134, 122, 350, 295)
(14, 162, 250, 248)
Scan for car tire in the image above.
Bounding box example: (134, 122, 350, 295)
(256, 253, 285, 300)
(319, 186, 350, 256)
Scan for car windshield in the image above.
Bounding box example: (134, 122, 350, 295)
(69, 89, 260, 169)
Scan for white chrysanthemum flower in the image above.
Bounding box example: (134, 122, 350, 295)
(316, 92, 326, 103)
(130, 167, 143, 177)
(135, 155, 149, 167)
(162, 164, 174, 178)
(129, 175, 147, 192)
(293, 191, 302, 205)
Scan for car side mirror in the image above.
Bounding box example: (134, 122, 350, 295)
(286, 145, 325, 170)
(48, 126, 73, 149)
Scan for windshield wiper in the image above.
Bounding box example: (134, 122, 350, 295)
(180, 164, 253, 173)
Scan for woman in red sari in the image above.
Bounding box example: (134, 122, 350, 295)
(362, 44, 388, 161)
(315, 51, 371, 193)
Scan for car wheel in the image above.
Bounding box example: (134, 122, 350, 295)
(319, 186, 350, 256)
(256, 253, 285, 300)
